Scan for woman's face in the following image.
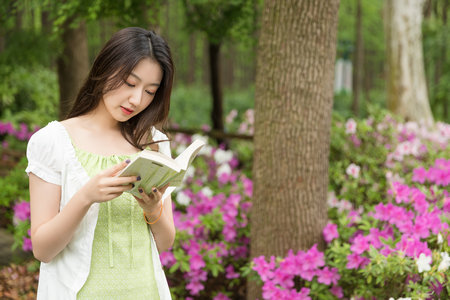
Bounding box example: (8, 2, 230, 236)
(101, 58, 163, 122)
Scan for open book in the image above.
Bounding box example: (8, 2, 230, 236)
(117, 139, 205, 198)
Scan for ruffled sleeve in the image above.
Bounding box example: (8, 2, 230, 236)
(152, 128, 175, 203)
(25, 122, 62, 185)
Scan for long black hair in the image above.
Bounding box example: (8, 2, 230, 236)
(66, 27, 174, 150)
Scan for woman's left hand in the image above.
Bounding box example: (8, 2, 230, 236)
(133, 183, 170, 216)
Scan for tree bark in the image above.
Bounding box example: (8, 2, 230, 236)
(209, 42, 225, 144)
(57, 19, 89, 119)
(248, 0, 340, 299)
(384, 0, 434, 125)
(352, 0, 363, 115)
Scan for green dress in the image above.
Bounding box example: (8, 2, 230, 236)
(75, 147, 160, 300)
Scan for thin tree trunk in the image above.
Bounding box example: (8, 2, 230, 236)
(57, 19, 89, 119)
(442, 0, 448, 119)
(209, 42, 224, 144)
(187, 33, 196, 85)
(352, 0, 363, 115)
(248, 0, 340, 299)
(384, 0, 434, 125)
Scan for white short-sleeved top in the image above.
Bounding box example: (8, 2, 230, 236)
(25, 121, 173, 300)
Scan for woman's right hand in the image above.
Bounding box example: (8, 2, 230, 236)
(79, 160, 138, 204)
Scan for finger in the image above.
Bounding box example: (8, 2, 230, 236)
(105, 184, 134, 195)
(103, 159, 131, 176)
(151, 187, 163, 200)
(108, 175, 140, 186)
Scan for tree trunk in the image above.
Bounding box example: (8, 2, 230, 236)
(209, 42, 225, 144)
(352, 0, 363, 115)
(443, 0, 448, 119)
(57, 19, 89, 120)
(187, 33, 196, 85)
(384, 0, 434, 125)
(248, 0, 340, 299)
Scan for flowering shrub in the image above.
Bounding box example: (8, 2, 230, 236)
(162, 133, 252, 299)
(251, 110, 450, 299)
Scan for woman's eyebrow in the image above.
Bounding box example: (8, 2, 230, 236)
(130, 72, 160, 87)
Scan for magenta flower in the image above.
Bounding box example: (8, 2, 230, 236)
(330, 285, 344, 298)
(225, 265, 240, 279)
(213, 293, 231, 300)
(13, 201, 30, 221)
(346, 252, 368, 269)
(317, 266, 340, 285)
(186, 280, 204, 295)
(323, 223, 339, 243)
(22, 237, 32, 251)
(350, 234, 370, 254)
(252, 256, 276, 281)
(189, 253, 206, 270)
(160, 251, 175, 267)
(412, 167, 428, 183)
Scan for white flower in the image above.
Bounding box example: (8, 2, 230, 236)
(437, 233, 443, 244)
(176, 144, 187, 155)
(185, 166, 195, 179)
(200, 187, 213, 197)
(216, 163, 232, 177)
(192, 134, 208, 145)
(438, 252, 450, 272)
(214, 149, 233, 165)
(345, 118, 357, 134)
(416, 253, 432, 273)
(176, 191, 191, 206)
(346, 163, 360, 179)
(199, 144, 213, 156)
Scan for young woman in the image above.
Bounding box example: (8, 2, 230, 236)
(26, 27, 175, 299)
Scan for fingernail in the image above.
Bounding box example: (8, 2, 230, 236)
(137, 176, 141, 181)
(152, 188, 157, 193)
(125, 159, 131, 164)
(139, 188, 143, 193)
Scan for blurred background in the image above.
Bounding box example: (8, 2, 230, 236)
(0, 0, 448, 130)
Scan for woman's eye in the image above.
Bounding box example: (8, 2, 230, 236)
(125, 81, 135, 87)
(146, 90, 155, 96)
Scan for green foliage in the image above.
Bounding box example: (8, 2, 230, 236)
(0, 157, 30, 209)
(181, 0, 259, 45)
(0, 65, 58, 126)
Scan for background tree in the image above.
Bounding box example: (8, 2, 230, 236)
(384, 0, 434, 125)
(181, 0, 257, 142)
(248, 0, 340, 299)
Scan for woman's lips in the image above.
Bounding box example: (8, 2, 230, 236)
(120, 106, 134, 115)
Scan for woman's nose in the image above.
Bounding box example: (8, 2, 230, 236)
(129, 90, 143, 106)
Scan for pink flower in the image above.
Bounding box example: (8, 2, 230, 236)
(346, 253, 368, 269)
(160, 251, 176, 267)
(412, 167, 428, 183)
(189, 253, 205, 270)
(317, 267, 340, 285)
(323, 223, 339, 243)
(346, 163, 360, 179)
(186, 280, 204, 295)
(350, 234, 370, 254)
(22, 238, 32, 251)
(345, 118, 357, 134)
(13, 201, 30, 221)
(225, 265, 240, 279)
(213, 293, 231, 300)
(252, 256, 276, 281)
(330, 285, 344, 298)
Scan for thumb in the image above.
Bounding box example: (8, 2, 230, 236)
(104, 159, 131, 176)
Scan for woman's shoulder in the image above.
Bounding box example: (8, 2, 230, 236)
(29, 120, 63, 143)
